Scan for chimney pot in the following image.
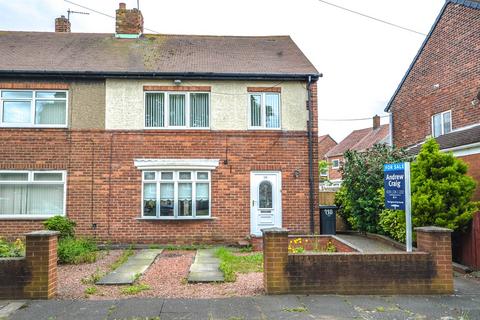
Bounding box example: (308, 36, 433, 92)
(115, 2, 143, 36)
(55, 15, 71, 33)
(373, 115, 380, 129)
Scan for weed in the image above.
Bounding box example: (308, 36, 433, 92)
(120, 283, 151, 295)
(81, 267, 104, 285)
(282, 305, 308, 313)
(84, 286, 97, 295)
(239, 245, 253, 253)
(215, 247, 263, 282)
(110, 248, 134, 271)
(375, 306, 385, 312)
(58, 238, 97, 264)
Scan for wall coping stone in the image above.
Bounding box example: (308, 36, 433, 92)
(25, 230, 60, 237)
(262, 227, 289, 234)
(415, 226, 453, 233)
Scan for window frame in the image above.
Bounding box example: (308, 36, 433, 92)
(140, 170, 211, 219)
(143, 91, 211, 130)
(431, 110, 452, 138)
(0, 170, 67, 219)
(331, 159, 340, 169)
(0, 89, 69, 128)
(247, 92, 281, 130)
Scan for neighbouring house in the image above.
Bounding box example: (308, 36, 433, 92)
(318, 134, 337, 181)
(323, 115, 390, 185)
(0, 3, 321, 244)
(385, 0, 480, 268)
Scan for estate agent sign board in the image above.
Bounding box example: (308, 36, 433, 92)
(384, 162, 412, 252)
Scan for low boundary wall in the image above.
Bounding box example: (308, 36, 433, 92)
(263, 226, 453, 295)
(0, 230, 59, 299)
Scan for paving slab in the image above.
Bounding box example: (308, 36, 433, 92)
(96, 249, 163, 285)
(0, 301, 26, 319)
(187, 249, 224, 283)
(335, 234, 401, 252)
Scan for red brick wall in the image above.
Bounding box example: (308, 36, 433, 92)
(0, 130, 316, 243)
(263, 227, 453, 295)
(0, 231, 59, 300)
(390, 3, 480, 148)
(326, 155, 343, 181)
(460, 153, 480, 201)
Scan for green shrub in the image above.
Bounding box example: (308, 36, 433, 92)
(411, 138, 478, 232)
(0, 238, 25, 257)
(43, 216, 76, 239)
(379, 208, 406, 242)
(58, 238, 97, 264)
(335, 144, 410, 233)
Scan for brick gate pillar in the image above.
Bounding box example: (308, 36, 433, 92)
(416, 226, 453, 294)
(262, 227, 289, 294)
(24, 230, 60, 299)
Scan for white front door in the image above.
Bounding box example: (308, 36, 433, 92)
(250, 171, 282, 236)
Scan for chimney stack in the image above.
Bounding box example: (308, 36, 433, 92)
(373, 115, 380, 129)
(115, 2, 143, 37)
(55, 15, 71, 33)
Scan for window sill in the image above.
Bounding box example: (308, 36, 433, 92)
(0, 215, 60, 220)
(137, 216, 217, 221)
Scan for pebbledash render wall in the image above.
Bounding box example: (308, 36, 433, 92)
(105, 79, 308, 131)
(0, 80, 319, 243)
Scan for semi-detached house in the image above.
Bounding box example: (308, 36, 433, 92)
(0, 3, 320, 244)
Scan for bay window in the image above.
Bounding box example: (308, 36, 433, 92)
(0, 171, 66, 218)
(145, 92, 210, 129)
(142, 170, 211, 219)
(0, 90, 68, 127)
(249, 92, 281, 129)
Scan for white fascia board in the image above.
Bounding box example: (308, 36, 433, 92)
(441, 142, 480, 157)
(134, 159, 220, 170)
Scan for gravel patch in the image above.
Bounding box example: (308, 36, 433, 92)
(57, 249, 124, 299)
(85, 250, 264, 300)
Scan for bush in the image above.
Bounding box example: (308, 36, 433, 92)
(43, 216, 76, 239)
(411, 138, 478, 232)
(379, 209, 406, 242)
(335, 144, 410, 233)
(58, 238, 97, 264)
(0, 238, 25, 257)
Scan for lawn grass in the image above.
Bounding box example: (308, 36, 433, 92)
(215, 247, 263, 282)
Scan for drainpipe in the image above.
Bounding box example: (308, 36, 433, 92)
(307, 76, 315, 234)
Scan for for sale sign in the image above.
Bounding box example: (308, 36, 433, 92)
(384, 163, 406, 210)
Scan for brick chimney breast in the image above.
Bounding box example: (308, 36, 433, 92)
(373, 115, 380, 129)
(55, 15, 71, 33)
(116, 2, 144, 37)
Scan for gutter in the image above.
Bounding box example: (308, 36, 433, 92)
(0, 70, 320, 81)
(307, 76, 315, 234)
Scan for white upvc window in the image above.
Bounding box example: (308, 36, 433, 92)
(0, 170, 67, 219)
(0, 90, 68, 128)
(331, 159, 340, 169)
(144, 92, 210, 129)
(432, 110, 452, 138)
(248, 93, 281, 129)
(141, 170, 211, 219)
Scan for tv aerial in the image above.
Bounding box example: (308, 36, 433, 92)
(67, 8, 89, 21)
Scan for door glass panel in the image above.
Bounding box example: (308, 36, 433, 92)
(259, 180, 273, 209)
(143, 183, 157, 217)
(160, 183, 174, 216)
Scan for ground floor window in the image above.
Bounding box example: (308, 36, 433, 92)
(0, 170, 66, 218)
(142, 170, 210, 219)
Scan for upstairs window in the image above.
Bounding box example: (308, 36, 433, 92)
(331, 159, 340, 169)
(249, 93, 281, 129)
(0, 90, 68, 127)
(145, 92, 210, 129)
(432, 110, 452, 138)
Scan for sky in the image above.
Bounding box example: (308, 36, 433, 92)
(0, 0, 445, 141)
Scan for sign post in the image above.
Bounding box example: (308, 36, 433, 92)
(384, 162, 412, 252)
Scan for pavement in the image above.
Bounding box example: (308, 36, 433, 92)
(4, 275, 480, 320)
(187, 249, 224, 283)
(97, 249, 163, 285)
(335, 233, 402, 252)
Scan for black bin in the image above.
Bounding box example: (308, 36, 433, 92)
(319, 205, 337, 235)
